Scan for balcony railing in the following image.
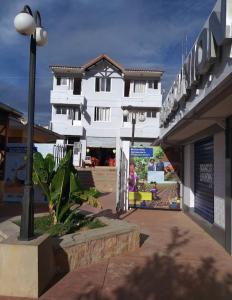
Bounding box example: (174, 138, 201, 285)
(50, 90, 84, 105)
(121, 94, 162, 109)
(51, 120, 83, 136)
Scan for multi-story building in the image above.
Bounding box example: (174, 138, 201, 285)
(50, 54, 163, 167)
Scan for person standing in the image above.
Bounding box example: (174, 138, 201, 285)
(128, 161, 138, 192)
(156, 159, 164, 171)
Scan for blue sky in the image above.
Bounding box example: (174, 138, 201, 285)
(0, 0, 216, 125)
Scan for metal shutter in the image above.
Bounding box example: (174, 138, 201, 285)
(194, 137, 214, 223)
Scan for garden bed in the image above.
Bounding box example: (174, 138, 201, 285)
(1, 214, 140, 274)
(13, 214, 106, 237)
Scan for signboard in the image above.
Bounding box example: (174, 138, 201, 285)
(4, 143, 45, 203)
(128, 146, 181, 210)
(130, 147, 154, 158)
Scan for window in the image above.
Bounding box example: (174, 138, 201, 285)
(147, 111, 156, 118)
(95, 77, 111, 92)
(148, 80, 158, 89)
(123, 112, 145, 122)
(134, 80, 146, 93)
(124, 80, 130, 97)
(56, 77, 68, 86)
(56, 77, 61, 85)
(61, 78, 68, 85)
(73, 78, 82, 95)
(68, 107, 81, 120)
(94, 107, 111, 122)
(56, 106, 67, 115)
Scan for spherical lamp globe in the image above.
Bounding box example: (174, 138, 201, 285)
(14, 12, 36, 35)
(36, 27, 48, 46)
(123, 109, 129, 117)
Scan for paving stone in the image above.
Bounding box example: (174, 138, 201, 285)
(1, 192, 232, 300)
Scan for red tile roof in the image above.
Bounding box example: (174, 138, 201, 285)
(50, 54, 164, 76)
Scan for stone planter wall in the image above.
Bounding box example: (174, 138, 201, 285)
(53, 217, 140, 273)
(0, 215, 140, 276)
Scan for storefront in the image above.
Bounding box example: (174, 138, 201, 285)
(159, 0, 232, 254)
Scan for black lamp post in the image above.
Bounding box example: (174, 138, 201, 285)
(131, 113, 136, 146)
(14, 5, 48, 240)
(123, 106, 146, 147)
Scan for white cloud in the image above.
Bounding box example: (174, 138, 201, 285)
(0, 0, 216, 123)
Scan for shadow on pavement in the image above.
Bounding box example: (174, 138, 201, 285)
(75, 226, 232, 300)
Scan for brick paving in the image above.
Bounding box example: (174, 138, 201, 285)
(1, 193, 232, 299)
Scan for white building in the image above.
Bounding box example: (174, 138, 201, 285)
(159, 0, 232, 254)
(50, 54, 163, 167)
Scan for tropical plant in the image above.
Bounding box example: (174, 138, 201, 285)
(33, 150, 101, 227)
(154, 146, 164, 160)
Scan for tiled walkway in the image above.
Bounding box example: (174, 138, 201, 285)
(1, 193, 232, 299)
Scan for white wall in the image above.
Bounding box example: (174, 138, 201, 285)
(183, 144, 194, 208)
(214, 131, 226, 229)
(50, 60, 162, 142)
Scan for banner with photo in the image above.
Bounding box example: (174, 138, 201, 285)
(128, 146, 181, 210)
(4, 143, 45, 203)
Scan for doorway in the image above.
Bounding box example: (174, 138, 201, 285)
(87, 147, 116, 166)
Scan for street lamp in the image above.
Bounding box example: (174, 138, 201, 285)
(14, 5, 48, 240)
(123, 106, 146, 146)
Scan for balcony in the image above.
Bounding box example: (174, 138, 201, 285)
(51, 120, 83, 136)
(121, 94, 162, 109)
(50, 90, 84, 105)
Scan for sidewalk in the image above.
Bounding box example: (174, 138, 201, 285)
(1, 193, 232, 299)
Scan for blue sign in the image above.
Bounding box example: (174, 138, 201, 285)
(130, 147, 153, 158)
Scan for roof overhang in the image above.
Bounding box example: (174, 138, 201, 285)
(83, 54, 124, 73)
(8, 117, 63, 143)
(50, 54, 164, 79)
(50, 66, 83, 76)
(160, 73, 232, 145)
(0, 102, 23, 118)
(124, 70, 164, 79)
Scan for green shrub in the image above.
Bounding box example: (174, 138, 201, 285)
(33, 151, 101, 231)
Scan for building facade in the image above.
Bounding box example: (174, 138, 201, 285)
(159, 0, 232, 254)
(50, 54, 163, 167)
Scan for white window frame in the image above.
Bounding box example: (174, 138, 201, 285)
(123, 112, 146, 123)
(56, 106, 67, 115)
(134, 80, 146, 93)
(95, 77, 111, 92)
(68, 107, 81, 121)
(147, 111, 157, 118)
(94, 107, 111, 122)
(61, 78, 68, 85)
(56, 77, 69, 86)
(148, 80, 159, 90)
